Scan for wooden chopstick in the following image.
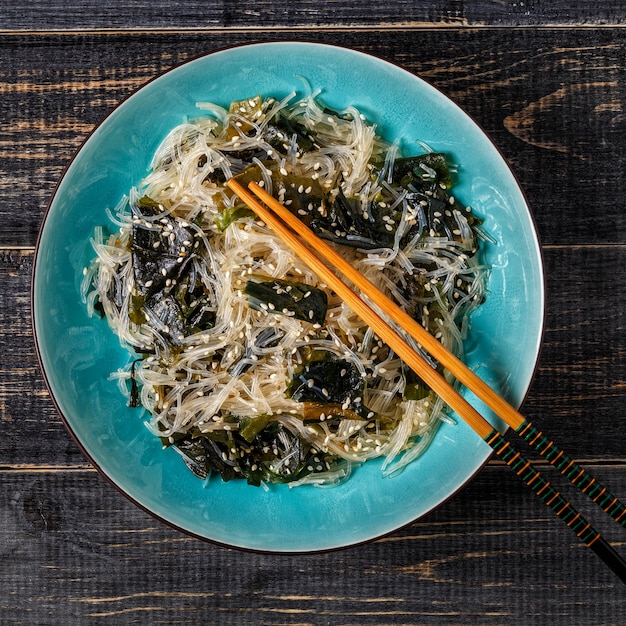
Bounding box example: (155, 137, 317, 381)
(240, 181, 626, 532)
(227, 177, 626, 583)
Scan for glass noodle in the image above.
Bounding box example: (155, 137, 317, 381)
(82, 89, 490, 488)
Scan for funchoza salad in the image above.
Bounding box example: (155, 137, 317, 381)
(82, 87, 490, 488)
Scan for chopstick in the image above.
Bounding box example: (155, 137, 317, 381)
(227, 177, 626, 583)
(235, 180, 626, 528)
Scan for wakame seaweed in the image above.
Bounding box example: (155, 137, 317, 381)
(86, 92, 490, 489)
(131, 196, 199, 298)
(243, 276, 328, 326)
(391, 153, 454, 189)
(128, 196, 215, 344)
(168, 421, 340, 486)
(288, 352, 372, 420)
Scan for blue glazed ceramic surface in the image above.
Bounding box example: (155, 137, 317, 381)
(33, 42, 544, 552)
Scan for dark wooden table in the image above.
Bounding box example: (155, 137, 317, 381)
(3, 2, 626, 623)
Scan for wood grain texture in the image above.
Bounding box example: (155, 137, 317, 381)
(1, 464, 625, 624)
(4, 243, 626, 464)
(1, 0, 626, 30)
(2, 29, 625, 247)
(4, 6, 626, 621)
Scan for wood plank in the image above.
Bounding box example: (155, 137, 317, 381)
(0, 463, 624, 623)
(6, 243, 626, 465)
(2, 29, 625, 247)
(523, 244, 626, 456)
(1, 1, 625, 31)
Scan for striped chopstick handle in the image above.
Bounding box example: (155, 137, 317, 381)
(516, 421, 626, 526)
(486, 430, 600, 544)
(484, 428, 626, 583)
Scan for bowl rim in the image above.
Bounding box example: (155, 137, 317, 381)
(31, 39, 546, 553)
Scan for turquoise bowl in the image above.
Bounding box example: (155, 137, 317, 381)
(33, 42, 544, 552)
